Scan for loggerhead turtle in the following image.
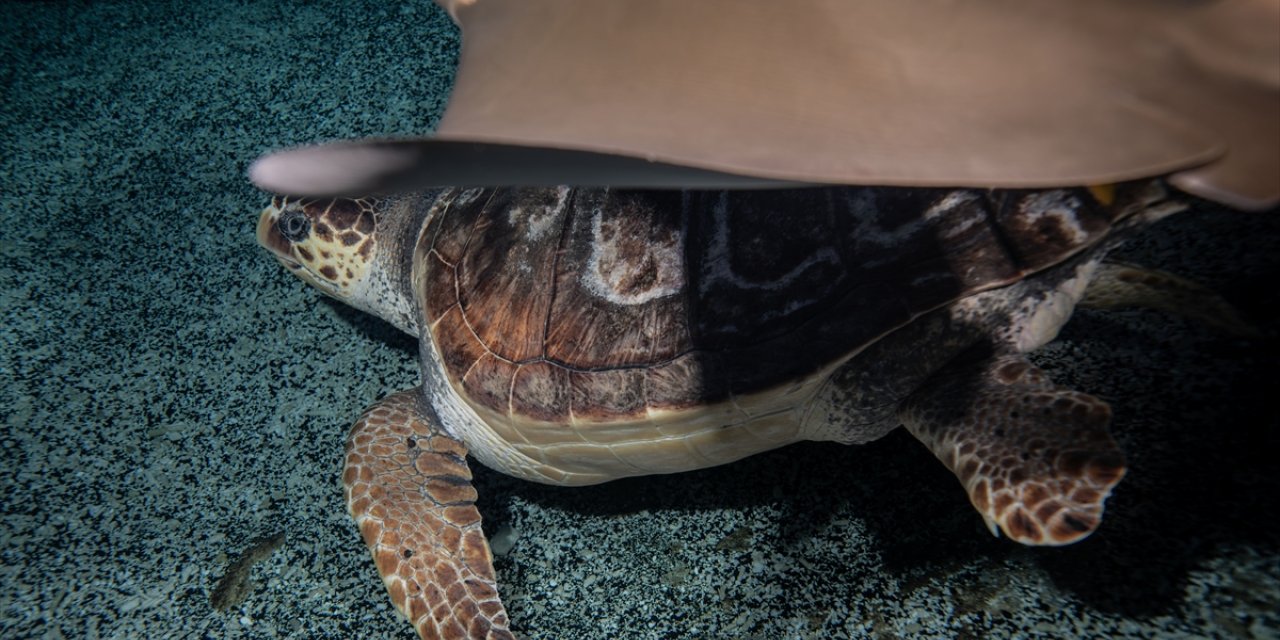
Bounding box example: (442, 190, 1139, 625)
(256, 180, 1230, 639)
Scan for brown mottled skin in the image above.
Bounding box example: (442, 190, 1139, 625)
(257, 181, 1222, 639)
(344, 390, 513, 640)
(900, 352, 1126, 543)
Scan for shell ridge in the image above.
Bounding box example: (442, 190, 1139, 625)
(540, 187, 579, 363)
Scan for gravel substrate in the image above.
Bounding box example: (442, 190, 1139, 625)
(2, 2, 1277, 639)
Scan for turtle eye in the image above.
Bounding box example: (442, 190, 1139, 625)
(278, 208, 310, 243)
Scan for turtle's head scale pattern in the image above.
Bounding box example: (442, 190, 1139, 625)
(257, 196, 378, 299)
(258, 195, 422, 335)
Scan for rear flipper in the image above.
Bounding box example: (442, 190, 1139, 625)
(344, 388, 515, 640)
(1080, 261, 1261, 338)
(899, 352, 1126, 545)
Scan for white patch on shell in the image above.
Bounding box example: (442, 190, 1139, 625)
(450, 188, 486, 210)
(509, 185, 571, 241)
(580, 201, 685, 305)
(841, 189, 933, 267)
(1021, 190, 1089, 244)
(923, 191, 984, 240)
(701, 192, 841, 296)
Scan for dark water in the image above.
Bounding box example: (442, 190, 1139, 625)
(2, 2, 1277, 639)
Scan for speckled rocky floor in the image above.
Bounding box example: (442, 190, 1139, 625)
(1, 2, 1278, 639)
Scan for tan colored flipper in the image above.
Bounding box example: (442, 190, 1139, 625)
(344, 389, 514, 640)
(1080, 261, 1262, 339)
(900, 354, 1126, 546)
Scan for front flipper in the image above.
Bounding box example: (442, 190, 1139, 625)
(343, 388, 514, 640)
(899, 353, 1126, 545)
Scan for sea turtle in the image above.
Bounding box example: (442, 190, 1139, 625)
(255, 180, 1234, 639)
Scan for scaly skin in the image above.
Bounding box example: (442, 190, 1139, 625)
(900, 353, 1126, 545)
(344, 389, 514, 640)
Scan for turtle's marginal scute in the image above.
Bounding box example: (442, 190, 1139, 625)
(510, 361, 572, 422)
(462, 353, 519, 418)
(568, 367, 648, 421)
(643, 352, 729, 411)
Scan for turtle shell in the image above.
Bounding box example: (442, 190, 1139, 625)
(417, 183, 1150, 431)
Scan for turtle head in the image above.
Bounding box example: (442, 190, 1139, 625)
(257, 195, 420, 335)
